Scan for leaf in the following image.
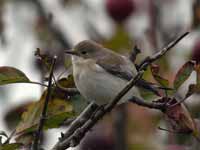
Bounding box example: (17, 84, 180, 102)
(0, 143, 22, 150)
(16, 92, 74, 134)
(56, 75, 75, 88)
(53, 76, 87, 113)
(15, 133, 34, 147)
(16, 74, 87, 135)
(164, 98, 197, 134)
(150, 64, 169, 87)
(0, 66, 29, 85)
(173, 61, 195, 90)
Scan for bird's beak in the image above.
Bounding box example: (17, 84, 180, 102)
(65, 49, 80, 56)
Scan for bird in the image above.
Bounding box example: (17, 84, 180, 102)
(65, 40, 158, 106)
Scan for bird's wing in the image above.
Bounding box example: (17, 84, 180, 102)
(96, 49, 161, 96)
(96, 50, 136, 81)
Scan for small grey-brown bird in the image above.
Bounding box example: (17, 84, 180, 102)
(65, 40, 158, 105)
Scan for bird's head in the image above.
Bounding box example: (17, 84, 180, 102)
(65, 40, 103, 60)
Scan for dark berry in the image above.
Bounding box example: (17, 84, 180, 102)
(105, 0, 135, 23)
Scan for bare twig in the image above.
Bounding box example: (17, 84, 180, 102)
(129, 45, 141, 63)
(138, 32, 189, 71)
(32, 56, 57, 150)
(52, 71, 144, 150)
(168, 95, 190, 108)
(128, 96, 165, 110)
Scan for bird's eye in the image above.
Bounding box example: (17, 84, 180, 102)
(81, 51, 87, 55)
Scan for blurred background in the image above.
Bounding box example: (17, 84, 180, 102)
(0, 0, 200, 149)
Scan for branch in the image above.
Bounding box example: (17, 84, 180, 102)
(32, 56, 57, 150)
(58, 102, 98, 142)
(52, 71, 144, 150)
(138, 32, 189, 71)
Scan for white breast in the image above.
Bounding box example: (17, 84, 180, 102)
(72, 56, 140, 105)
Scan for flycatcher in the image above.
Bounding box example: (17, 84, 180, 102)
(65, 40, 157, 105)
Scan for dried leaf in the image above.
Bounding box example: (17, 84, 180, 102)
(0, 67, 29, 85)
(173, 61, 195, 90)
(56, 75, 75, 88)
(16, 91, 74, 135)
(15, 133, 34, 147)
(16, 74, 86, 135)
(164, 98, 196, 134)
(150, 64, 169, 87)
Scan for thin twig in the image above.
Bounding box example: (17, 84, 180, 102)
(52, 71, 143, 150)
(128, 96, 165, 110)
(138, 32, 189, 71)
(168, 95, 190, 108)
(32, 56, 57, 150)
(129, 45, 141, 63)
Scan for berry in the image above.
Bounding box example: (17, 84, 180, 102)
(105, 0, 135, 23)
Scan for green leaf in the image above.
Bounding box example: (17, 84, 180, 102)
(0, 143, 22, 150)
(173, 61, 195, 90)
(16, 74, 87, 135)
(16, 92, 74, 134)
(0, 66, 29, 85)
